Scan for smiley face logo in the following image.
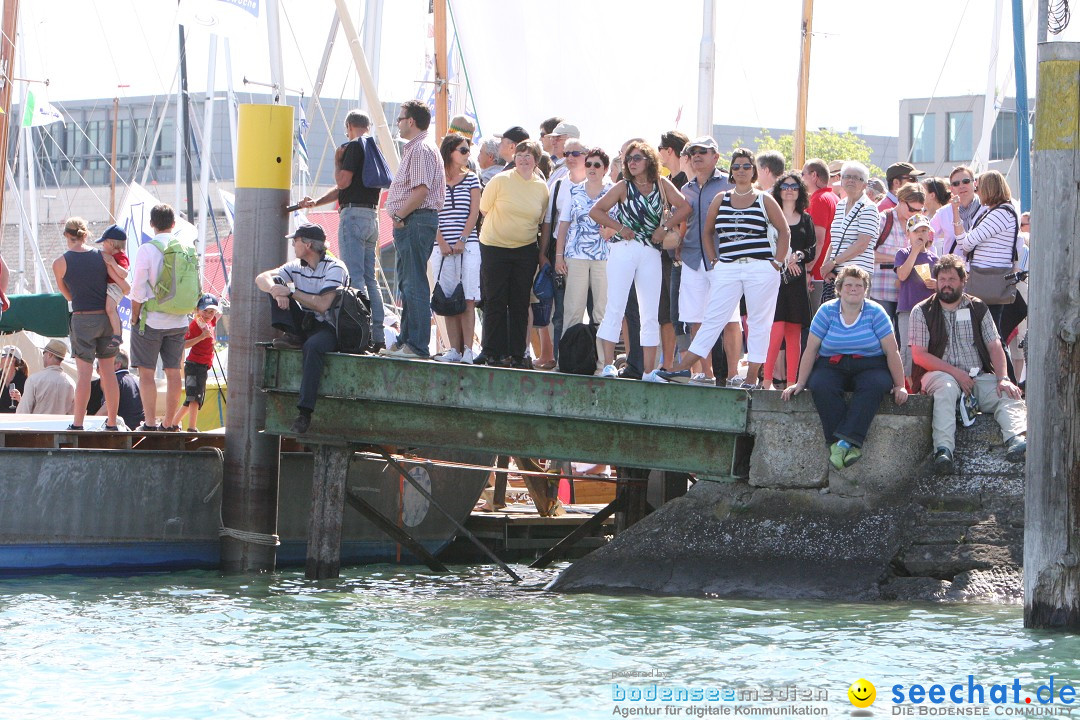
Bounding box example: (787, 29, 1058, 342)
(848, 679, 876, 708)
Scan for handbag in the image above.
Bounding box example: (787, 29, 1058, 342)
(430, 254, 466, 316)
(533, 262, 555, 301)
(966, 267, 1017, 305)
(655, 178, 683, 251)
(963, 205, 1019, 305)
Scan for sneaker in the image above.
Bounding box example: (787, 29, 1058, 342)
(135, 423, 161, 432)
(655, 369, 691, 383)
(461, 348, 475, 364)
(472, 352, 489, 366)
(378, 343, 401, 357)
(933, 447, 955, 475)
(290, 413, 311, 434)
(65, 424, 85, 431)
(829, 442, 847, 470)
(726, 375, 746, 388)
(688, 373, 715, 386)
(641, 370, 666, 383)
(843, 446, 863, 467)
(1005, 435, 1027, 462)
(369, 342, 385, 355)
(489, 356, 512, 368)
(433, 348, 463, 363)
(510, 356, 533, 370)
(601, 364, 619, 378)
(385, 345, 421, 359)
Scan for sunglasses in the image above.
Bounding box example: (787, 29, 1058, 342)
(585, 161, 605, 169)
(905, 202, 926, 214)
(565, 150, 587, 157)
(730, 162, 754, 170)
(779, 183, 800, 191)
(898, 175, 917, 183)
(688, 148, 711, 156)
(951, 177, 973, 187)
(625, 154, 647, 163)
(456, 146, 471, 154)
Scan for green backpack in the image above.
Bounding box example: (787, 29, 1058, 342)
(143, 235, 201, 323)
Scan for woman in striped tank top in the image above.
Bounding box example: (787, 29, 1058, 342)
(657, 149, 789, 387)
(589, 141, 690, 380)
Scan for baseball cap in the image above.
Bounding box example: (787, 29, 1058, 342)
(95, 224, 127, 244)
(0, 345, 22, 362)
(286, 223, 327, 244)
(550, 122, 580, 138)
(686, 136, 719, 152)
(43, 339, 68, 360)
(197, 294, 221, 312)
(906, 214, 933, 232)
(495, 126, 530, 144)
(886, 162, 925, 184)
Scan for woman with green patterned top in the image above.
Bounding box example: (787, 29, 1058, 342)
(589, 141, 690, 381)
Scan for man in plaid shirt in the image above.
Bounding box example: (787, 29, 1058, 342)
(909, 254, 1026, 475)
(381, 100, 445, 359)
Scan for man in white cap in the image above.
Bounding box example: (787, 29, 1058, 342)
(15, 339, 75, 416)
(546, 121, 580, 184)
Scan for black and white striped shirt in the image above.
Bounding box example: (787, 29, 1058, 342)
(438, 172, 482, 244)
(957, 204, 1018, 269)
(713, 191, 773, 262)
(828, 194, 879, 274)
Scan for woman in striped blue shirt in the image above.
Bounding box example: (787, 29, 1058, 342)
(782, 265, 908, 470)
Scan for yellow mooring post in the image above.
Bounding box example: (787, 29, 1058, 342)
(221, 103, 293, 573)
(1024, 42, 1080, 629)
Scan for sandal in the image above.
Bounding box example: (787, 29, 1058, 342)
(162, 425, 181, 432)
(534, 360, 557, 370)
(66, 424, 84, 431)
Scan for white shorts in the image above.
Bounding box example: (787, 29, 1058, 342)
(429, 243, 481, 302)
(679, 262, 739, 324)
(106, 284, 124, 305)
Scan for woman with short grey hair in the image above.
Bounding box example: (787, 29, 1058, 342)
(820, 161, 879, 302)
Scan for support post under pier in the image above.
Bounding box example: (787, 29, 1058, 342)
(306, 444, 350, 580)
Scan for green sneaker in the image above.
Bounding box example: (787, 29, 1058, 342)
(829, 442, 847, 470)
(843, 446, 863, 467)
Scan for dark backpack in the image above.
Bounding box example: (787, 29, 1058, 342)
(558, 323, 597, 375)
(328, 286, 372, 353)
(361, 136, 393, 189)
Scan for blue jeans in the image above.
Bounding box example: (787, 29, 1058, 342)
(806, 354, 892, 447)
(269, 297, 338, 413)
(392, 209, 438, 357)
(338, 207, 383, 342)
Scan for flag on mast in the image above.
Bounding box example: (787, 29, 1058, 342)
(21, 90, 62, 128)
(296, 101, 309, 175)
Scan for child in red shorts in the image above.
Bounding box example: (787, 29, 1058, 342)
(177, 294, 221, 432)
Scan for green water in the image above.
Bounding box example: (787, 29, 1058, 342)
(2, 565, 1079, 720)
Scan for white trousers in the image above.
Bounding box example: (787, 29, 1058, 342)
(597, 241, 662, 347)
(688, 259, 780, 363)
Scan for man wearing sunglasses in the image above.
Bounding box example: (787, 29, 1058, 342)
(878, 162, 925, 211)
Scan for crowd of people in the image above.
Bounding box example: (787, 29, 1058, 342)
(0, 101, 1029, 478)
(271, 105, 1029, 474)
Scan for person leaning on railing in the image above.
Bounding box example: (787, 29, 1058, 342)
(782, 265, 908, 471)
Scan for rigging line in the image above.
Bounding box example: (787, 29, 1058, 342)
(51, 102, 134, 200)
(278, 2, 347, 189)
(446, 0, 482, 136)
(90, 0, 125, 89)
(908, 0, 973, 163)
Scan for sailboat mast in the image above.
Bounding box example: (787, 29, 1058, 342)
(793, 0, 814, 170)
(433, 0, 449, 139)
(179, 25, 195, 221)
(0, 0, 21, 230)
(696, 0, 715, 137)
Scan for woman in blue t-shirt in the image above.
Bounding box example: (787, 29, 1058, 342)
(782, 265, 908, 470)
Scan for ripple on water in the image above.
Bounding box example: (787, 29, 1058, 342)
(1, 566, 1080, 719)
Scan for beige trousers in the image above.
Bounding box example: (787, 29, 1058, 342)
(561, 258, 608, 372)
(920, 370, 1027, 451)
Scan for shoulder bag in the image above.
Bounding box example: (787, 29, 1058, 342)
(655, 178, 683, 251)
(963, 205, 1019, 306)
(430, 254, 466, 316)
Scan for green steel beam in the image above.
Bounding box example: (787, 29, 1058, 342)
(262, 349, 748, 475)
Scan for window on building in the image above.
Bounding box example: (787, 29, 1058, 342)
(115, 119, 133, 172)
(910, 113, 935, 163)
(948, 111, 973, 162)
(990, 111, 1017, 160)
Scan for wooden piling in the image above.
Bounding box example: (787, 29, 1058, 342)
(615, 467, 650, 534)
(1024, 41, 1080, 630)
(306, 444, 351, 580)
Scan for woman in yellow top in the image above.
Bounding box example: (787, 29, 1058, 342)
(477, 141, 550, 368)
